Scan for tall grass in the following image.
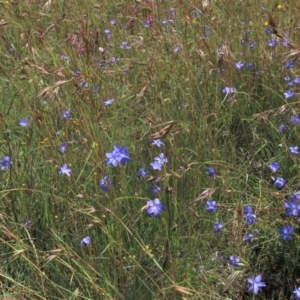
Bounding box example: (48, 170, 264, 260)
(1, 0, 300, 299)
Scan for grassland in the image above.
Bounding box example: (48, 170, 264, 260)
(1, 0, 300, 299)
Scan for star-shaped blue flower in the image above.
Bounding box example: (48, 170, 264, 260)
(279, 225, 294, 240)
(59, 163, 71, 177)
(248, 275, 266, 294)
(80, 236, 91, 247)
(19, 119, 29, 127)
(146, 198, 165, 217)
(206, 200, 218, 213)
(269, 162, 280, 172)
(0, 156, 12, 170)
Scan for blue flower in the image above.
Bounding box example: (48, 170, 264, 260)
(104, 98, 115, 106)
(23, 218, 32, 228)
(248, 275, 266, 294)
(137, 168, 148, 178)
(284, 90, 294, 98)
(265, 27, 272, 35)
(244, 233, 254, 242)
(268, 39, 276, 47)
(106, 151, 119, 167)
(0, 156, 12, 170)
(60, 55, 70, 61)
(284, 60, 294, 69)
(98, 61, 106, 68)
(143, 21, 151, 28)
(213, 221, 223, 233)
(229, 255, 241, 267)
(290, 115, 300, 124)
(206, 200, 218, 213)
(222, 86, 236, 101)
(152, 139, 164, 147)
(118, 146, 131, 165)
(150, 184, 161, 195)
(279, 124, 287, 132)
(294, 77, 300, 84)
(284, 76, 291, 81)
(245, 213, 256, 225)
(244, 205, 253, 215)
(154, 153, 168, 165)
(173, 45, 181, 53)
(106, 145, 131, 167)
(80, 81, 89, 88)
(294, 287, 300, 300)
(150, 153, 168, 171)
(274, 177, 286, 189)
(161, 19, 174, 24)
(120, 41, 131, 50)
(279, 225, 294, 240)
(73, 70, 81, 77)
(248, 41, 257, 49)
(110, 19, 116, 25)
(222, 87, 236, 94)
(146, 198, 165, 217)
(291, 190, 300, 201)
(179, 102, 185, 109)
(284, 198, 300, 216)
(235, 61, 244, 69)
(207, 167, 217, 178)
(268, 162, 280, 172)
(290, 146, 300, 155)
(63, 110, 72, 120)
(98, 175, 112, 192)
(59, 163, 71, 177)
(19, 119, 29, 127)
(80, 236, 91, 247)
(150, 160, 163, 170)
(104, 29, 111, 39)
(245, 62, 254, 69)
(59, 142, 68, 153)
(195, 9, 201, 16)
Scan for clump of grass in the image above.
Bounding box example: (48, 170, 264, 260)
(2, 1, 300, 299)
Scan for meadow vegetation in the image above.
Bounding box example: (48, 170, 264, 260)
(1, 0, 300, 299)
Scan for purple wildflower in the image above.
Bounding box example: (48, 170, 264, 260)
(284, 90, 294, 98)
(137, 168, 148, 178)
(59, 163, 71, 177)
(152, 139, 164, 147)
(268, 162, 280, 172)
(19, 119, 29, 127)
(59, 142, 68, 153)
(146, 198, 165, 217)
(279, 225, 294, 240)
(268, 39, 276, 47)
(206, 200, 218, 213)
(235, 61, 244, 69)
(0, 156, 12, 170)
(290, 146, 300, 155)
(63, 110, 72, 120)
(213, 221, 223, 233)
(98, 175, 112, 192)
(248, 275, 266, 294)
(104, 98, 115, 106)
(80, 236, 91, 247)
(274, 177, 286, 189)
(290, 115, 300, 124)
